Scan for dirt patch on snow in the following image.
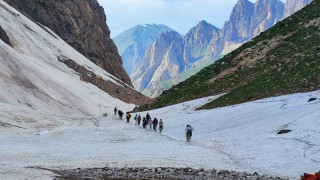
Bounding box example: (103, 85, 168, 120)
(0, 25, 11, 46)
(58, 56, 150, 106)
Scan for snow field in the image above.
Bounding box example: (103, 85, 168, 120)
(0, 91, 319, 179)
(0, 0, 134, 115)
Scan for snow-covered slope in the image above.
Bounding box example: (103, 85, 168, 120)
(0, 0, 134, 115)
(1, 90, 319, 179)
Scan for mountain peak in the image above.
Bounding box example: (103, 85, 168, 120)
(198, 20, 209, 25)
(231, 0, 254, 18)
(114, 24, 174, 75)
(157, 31, 182, 44)
(236, 0, 254, 6)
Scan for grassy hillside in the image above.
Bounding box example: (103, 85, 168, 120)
(136, 0, 320, 111)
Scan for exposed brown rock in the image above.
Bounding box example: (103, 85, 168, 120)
(210, 34, 292, 84)
(58, 56, 150, 106)
(4, 0, 132, 86)
(0, 26, 11, 46)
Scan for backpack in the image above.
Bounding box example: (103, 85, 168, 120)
(187, 128, 192, 136)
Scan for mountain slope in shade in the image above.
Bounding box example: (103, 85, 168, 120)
(0, 0, 149, 115)
(114, 24, 173, 75)
(284, 0, 314, 18)
(4, 0, 132, 86)
(131, 31, 185, 95)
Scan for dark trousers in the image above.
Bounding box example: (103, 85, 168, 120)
(153, 124, 157, 131)
(159, 126, 163, 133)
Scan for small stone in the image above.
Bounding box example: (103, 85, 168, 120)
(308, 98, 317, 102)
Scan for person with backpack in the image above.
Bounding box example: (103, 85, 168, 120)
(153, 118, 158, 131)
(148, 118, 153, 130)
(142, 117, 147, 128)
(118, 110, 123, 120)
(159, 119, 164, 134)
(146, 113, 150, 121)
(134, 115, 138, 125)
(114, 107, 117, 115)
(126, 112, 131, 123)
(137, 115, 141, 126)
(185, 124, 194, 142)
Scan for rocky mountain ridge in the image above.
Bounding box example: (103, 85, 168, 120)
(132, 22, 220, 97)
(136, 0, 320, 111)
(131, 0, 313, 98)
(114, 24, 173, 75)
(131, 31, 185, 96)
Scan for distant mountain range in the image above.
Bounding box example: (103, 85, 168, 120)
(115, 0, 313, 97)
(131, 21, 221, 97)
(137, 0, 320, 111)
(113, 24, 173, 75)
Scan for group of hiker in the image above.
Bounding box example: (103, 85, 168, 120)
(113, 108, 193, 141)
(138, 113, 164, 133)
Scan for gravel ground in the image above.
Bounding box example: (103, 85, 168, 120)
(47, 167, 289, 180)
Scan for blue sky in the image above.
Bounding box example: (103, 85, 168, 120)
(97, 0, 286, 38)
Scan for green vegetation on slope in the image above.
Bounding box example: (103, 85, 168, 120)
(136, 0, 320, 111)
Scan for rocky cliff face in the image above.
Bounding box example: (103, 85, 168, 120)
(208, 0, 254, 57)
(284, 0, 314, 18)
(114, 24, 173, 75)
(131, 31, 184, 95)
(183, 21, 220, 63)
(4, 0, 132, 86)
(221, 0, 255, 44)
(250, 0, 284, 37)
(131, 21, 220, 97)
(209, 0, 286, 56)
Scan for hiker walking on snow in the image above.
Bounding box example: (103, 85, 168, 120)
(159, 119, 163, 134)
(142, 117, 147, 128)
(153, 118, 158, 131)
(137, 115, 141, 126)
(126, 112, 131, 123)
(185, 124, 194, 142)
(148, 118, 153, 130)
(134, 115, 138, 125)
(114, 107, 117, 115)
(118, 110, 124, 120)
(146, 113, 150, 121)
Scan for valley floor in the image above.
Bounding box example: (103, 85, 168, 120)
(0, 91, 320, 179)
